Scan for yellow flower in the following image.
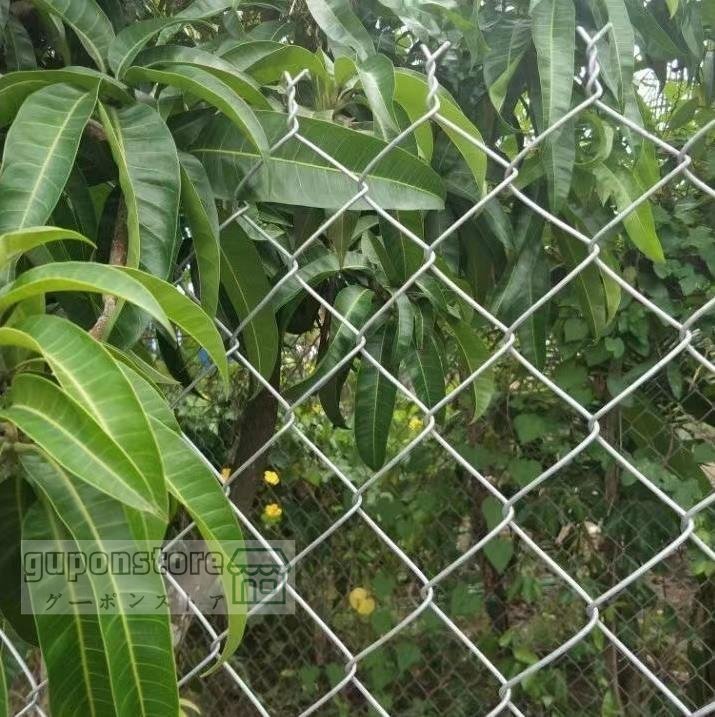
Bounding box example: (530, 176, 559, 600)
(220, 467, 231, 483)
(263, 503, 283, 520)
(263, 469, 280, 486)
(408, 416, 424, 432)
(349, 587, 376, 616)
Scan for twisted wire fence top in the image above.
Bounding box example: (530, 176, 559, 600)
(3, 23, 714, 717)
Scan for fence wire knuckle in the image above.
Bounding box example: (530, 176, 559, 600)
(3, 22, 714, 717)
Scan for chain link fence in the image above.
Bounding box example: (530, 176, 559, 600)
(3, 23, 715, 717)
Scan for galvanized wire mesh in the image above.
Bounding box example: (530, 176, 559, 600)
(3, 23, 715, 717)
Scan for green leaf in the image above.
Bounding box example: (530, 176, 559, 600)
(598, 0, 635, 109)
(179, 153, 220, 316)
(134, 45, 270, 108)
(125, 65, 268, 154)
(22, 499, 116, 717)
(32, 0, 114, 72)
(0, 262, 173, 335)
(355, 325, 398, 470)
(117, 267, 229, 387)
(592, 164, 664, 263)
(446, 319, 495, 421)
(305, 0, 375, 60)
(19, 451, 179, 717)
(0, 226, 93, 268)
(0, 315, 168, 535)
(218, 222, 279, 382)
(173, 0, 238, 19)
(0, 476, 37, 645)
(98, 102, 181, 277)
(285, 285, 374, 402)
(222, 41, 328, 84)
(325, 210, 359, 266)
(2, 16, 36, 70)
(0, 83, 97, 232)
(193, 111, 445, 210)
(481, 496, 513, 573)
(483, 17, 532, 112)
(393, 293, 415, 356)
(379, 210, 424, 285)
(405, 333, 445, 419)
(118, 362, 181, 433)
(394, 69, 487, 193)
(2, 374, 161, 515)
(357, 54, 399, 139)
(150, 418, 246, 665)
(531, 0, 576, 208)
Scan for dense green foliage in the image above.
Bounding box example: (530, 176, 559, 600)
(0, 0, 713, 715)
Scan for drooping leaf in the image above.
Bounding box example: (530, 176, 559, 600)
(221, 41, 328, 83)
(325, 210, 359, 267)
(446, 319, 495, 421)
(193, 112, 445, 210)
(3, 16, 36, 70)
(179, 153, 220, 316)
(98, 102, 181, 278)
(405, 332, 445, 420)
(531, 0, 576, 208)
(2, 374, 162, 515)
(394, 69, 487, 193)
(32, 0, 115, 72)
(125, 65, 268, 154)
(22, 500, 116, 717)
(393, 293, 415, 356)
(0, 83, 97, 232)
(0, 262, 172, 335)
(357, 54, 399, 139)
(379, 210, 424, 285)
(355, 324, 398, 470)
(117, 267, 229, 386)
(219, 221, 279, 382)
(286, 286, 374, 402)
(0, 226, 94, 268)
(118, 362, 181, 433)
(149, 419, 246, 665)
(305, 0, 375, 60)
(19, 451, 179, 717)
(483, 17, 532, 113)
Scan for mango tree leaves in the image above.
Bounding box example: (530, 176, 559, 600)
(405, 332, 445, 420)
(3, 16, 36, 70)
(193, 111, 445, 209)
(0, 226, 93, 268)
(0, 83, 97, 232)
(98, 102, 181, 277)
(531, 0, 576, 209)
(19, 451, 179, 717)
(355, 324, 398, 470)
(219, 222, 279, 382)
(357, 55, 399, 139)
(124, 65, 268, 154)
(32, 0, 114, 72)
(394, 69, 487, 193)
(179, 153, 220, 316)
(22, 500, 116, 717)
(222, 41, 328, 83)
(305, 0, 375, 60)
(150, 419, 246, 664)
(483, 17, 532, 113)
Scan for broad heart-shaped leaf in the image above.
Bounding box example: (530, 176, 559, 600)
(394, 69, 487, 194)
(179, 153, 220, 316)
(531, 0, 576, 209)
(222, 41, 328, 84)
(592, 163, 665, 263)
(0, 262, 173, 336)
(405, 332, 445, 421)
(483, 17, 532, 113)
(149, 418, 246, 666)
(19, 451, 179, 717)
(22, 500, 117, 717)
(2, 374, 163, 515)
(193, 112, 445, 210)
(491, 208, 550, 369)
(116, 267, 229, 387)
(305, 0, 375, 60)
(445, 319, 495, 421)
(0, 476, 37, 645)
(0, 226, 93, 268)
(134, 45, 270, 108)
(98, 102, 180, 278)
(32, 0, 114, 72)
(0, 83, 97, 233)
(0, 315, 168, 537)
(286, 286, 374, 402)
(355, 324, 398, 471)
(218, 222, 278, 383)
